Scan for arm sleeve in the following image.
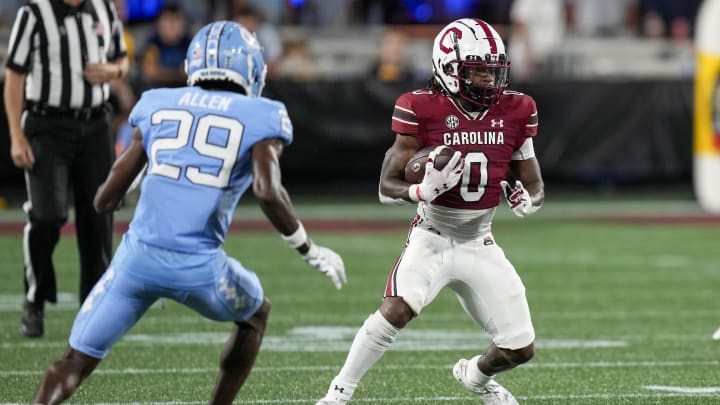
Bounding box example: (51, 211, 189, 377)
(524, 97, 539, 138)
(511, 138, 536, 160)
(391, 93, 419, 135)
(128, 91, 150, 129)
(5, 6, 37, 73)
(511, 95, 538, 160)
(266, 101, 293, 145)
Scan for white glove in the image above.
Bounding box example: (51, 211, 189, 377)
(500, 180, 541, 217)
(409, 147, 464, 202)
(301, 243, 347, 289)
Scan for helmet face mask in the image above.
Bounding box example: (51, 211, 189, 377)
(432, 19, 510, 109)
(185, 21, 267, 97)
(455, 56, 510, 107)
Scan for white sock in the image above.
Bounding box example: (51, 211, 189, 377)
(327, 311, 400, 398)
(466, 355, 493, 387)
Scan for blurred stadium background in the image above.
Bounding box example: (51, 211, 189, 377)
(0, 0, 707, 202)
(2, 1, 720, 404)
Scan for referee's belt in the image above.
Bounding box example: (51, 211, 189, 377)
(26, 101, 109, 121)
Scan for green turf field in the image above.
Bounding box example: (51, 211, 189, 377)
(1, 199, 719, 404)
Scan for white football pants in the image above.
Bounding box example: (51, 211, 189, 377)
(384, 225, 535, 349)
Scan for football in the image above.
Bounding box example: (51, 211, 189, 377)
(404, 145, 456, 184)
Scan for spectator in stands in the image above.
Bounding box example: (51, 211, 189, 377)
(641, 0, 701, 40)
(472, 0, 514, 38)
(359, 0, 413, 25)
(367, 30, 415, 82)
(232, 5, 283, 77)
(173, 0, 212, 24)
(276, 38, 320, 81)
(567, 0, 639, 37)
(140, 2, 192, 89)
(293, 0, 356, 27)
(0, 0, 21, 27)
(509, 0, 566, 78)
(228, 0, 290, 25)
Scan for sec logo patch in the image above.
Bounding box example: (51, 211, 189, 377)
(445, 115, 459, 129)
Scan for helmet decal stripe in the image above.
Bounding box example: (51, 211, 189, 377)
(205, 21, 225, 69)
(245, 53, 255, 86)
(473, 19, 497, 54)
(186, 21, 267, 97)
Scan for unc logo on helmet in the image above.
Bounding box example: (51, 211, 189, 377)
(432, 18, 510, 110)
(185, 21, 267, 97)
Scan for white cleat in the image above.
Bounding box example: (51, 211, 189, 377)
(713, 327, 720, 340)
(316, 382, 352, 405)
(453, 358, 519, 405)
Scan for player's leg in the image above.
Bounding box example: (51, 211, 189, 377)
(33, 235, 158, 404)
(210, 298, 270, 405)
(179, 251, 268, 404)
(33, 347, 100, 404)
(318, 227, 450, 404)
(34, 287, 153, 404)
(477, 342, 535, 375)
(34, 238, 156, 403)
(317, 298, 409, 404)
(449, 236, 534, 403)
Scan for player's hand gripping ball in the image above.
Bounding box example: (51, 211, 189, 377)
(404, 145, 456, 184)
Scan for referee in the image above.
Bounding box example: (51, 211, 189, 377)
(4, 0, 128, 337)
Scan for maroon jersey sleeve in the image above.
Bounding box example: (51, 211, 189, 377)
(391, 92, 419, 135)
(522, 94, 539, 138)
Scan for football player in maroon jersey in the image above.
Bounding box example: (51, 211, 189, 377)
(317, 18, 544, 405)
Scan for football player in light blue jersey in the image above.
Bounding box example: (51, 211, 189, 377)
(32, 21, 347, 405)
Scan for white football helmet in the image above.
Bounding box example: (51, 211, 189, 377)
(432, 19, 510, 109)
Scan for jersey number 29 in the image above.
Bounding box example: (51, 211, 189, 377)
(149, 109, 243, 188)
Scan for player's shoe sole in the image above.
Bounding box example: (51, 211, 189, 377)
(315, 397, 347, 405)
(453, 358, 519, 405)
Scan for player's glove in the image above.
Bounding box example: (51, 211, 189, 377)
(409, 147, 464, 202)
(301, 242, 347, 290)
(500, 180, 541, 217)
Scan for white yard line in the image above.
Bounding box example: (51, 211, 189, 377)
(643, 385, 720, 394)
(2, 391, 720, 405)
(2, 360, 719, 377)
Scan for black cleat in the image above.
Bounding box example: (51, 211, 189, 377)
(18, 301, 44, 338)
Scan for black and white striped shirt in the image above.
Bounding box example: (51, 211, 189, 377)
(6, 0, 127, 109)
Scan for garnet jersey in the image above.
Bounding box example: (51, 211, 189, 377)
(392, 88, 538, 211)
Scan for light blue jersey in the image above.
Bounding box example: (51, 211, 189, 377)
(66, 21, 289, 365)
(127, 86, 293, 253)
(70, 86, 290, 358)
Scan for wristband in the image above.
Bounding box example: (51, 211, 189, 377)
(408, 184, 423, 202)
(281, 221, 308, 248)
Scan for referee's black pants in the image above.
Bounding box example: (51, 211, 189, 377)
(22, 111, 114, 307)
